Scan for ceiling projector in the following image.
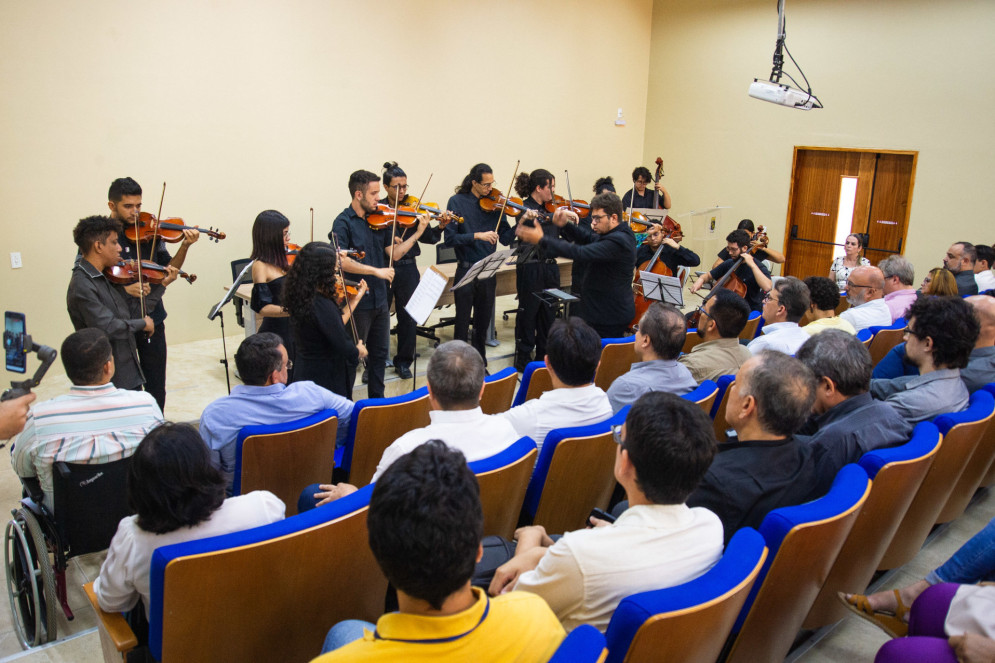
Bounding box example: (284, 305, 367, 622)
(748, 79, 817, 110)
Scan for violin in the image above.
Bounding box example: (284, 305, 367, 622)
(104, 260, 196, 285)
(624, 210, 651, 232)
(332, 273, 361, 305)
(478, 188, 547, 220)
(543, 194, 591, 218)
(125, 212, 226, 243)
(285, 242, 303, 265)
(628, 217, 684, 331)
(688, 226, 768, 328)
(366, 203, 446, 231)
(400, 195, 463, 227)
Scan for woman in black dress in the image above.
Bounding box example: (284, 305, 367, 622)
(249, 210, 294, 373)
(284, 242, 368, 399)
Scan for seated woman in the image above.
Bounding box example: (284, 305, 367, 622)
(93, 423, 285, 616)
(922, 267, 959, 297)
(830, 234, 872, 292)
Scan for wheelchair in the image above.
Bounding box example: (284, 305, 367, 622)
(4, 456, 132, 648)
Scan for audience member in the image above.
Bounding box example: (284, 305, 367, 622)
(606, 302, 696, 413)
(829, 234, 871, 293)
(879, 255, 918, 322)
(313, 441, 564, 660)
(839, 266, 892, 332)
(93, 423, 285, 616)
(10, 329, 163, 511)
(943, 241, 980, 296)
(870, 296, 978, 422)
(493, 318, 612, 454)
(974, 244, 995, 292)
(686, 350, 818, 542)
(0, 393, 35, 440)
(747, 276, 811, 355)
(489, 392, 723, 632)
(795, 330, 912, 494)
(922, 267, 959, 297)
(802, 276, 856, 336)
(679, 289, 753, 382)
(198, 332, 354, 492)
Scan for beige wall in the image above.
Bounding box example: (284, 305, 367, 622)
(0, 0, 653, 374)
(645, 0, 995, 278)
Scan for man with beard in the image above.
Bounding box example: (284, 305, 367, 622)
(678, 289, 753, 383)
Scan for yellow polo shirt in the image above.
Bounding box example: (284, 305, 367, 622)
(311, 588, 565, 662)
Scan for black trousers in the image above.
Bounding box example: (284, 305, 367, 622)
(588, 320, 630, 340)
(136, 323, 166, 412)
(514, 261, 559, 360)
(389, 261, 419, 369)
(353, 305, 390, 398)
(453, 264, 496, 363)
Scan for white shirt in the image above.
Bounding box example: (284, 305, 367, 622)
(514, 503, 724, 632)
(493, 385, 613, 456)
(372, 407, 520, 482)
(976, 269, 995, 292)
(839, 298, 892, 332)
(93, 491, 285, 615)
(747, 321, 811, 356)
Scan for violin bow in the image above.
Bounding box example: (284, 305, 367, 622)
(328, 233, 366, 366)
(388, 184, 400, 270)
(494, 160, 520, 233)
(564, 169, 576, 217)
(310, 207, 314, 243)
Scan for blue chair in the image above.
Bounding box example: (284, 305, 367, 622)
(340, 387, 432, 486)
(604, 528, 767, 663)
(548, 624, 607, 663)
(982, 383, 995, 488)
(234, 409, 338, 516)
(725, 464, 871, 663)
(871, 341, 919, 379)
(87, 486, 386, 663)
(468, 437, 538, 539)
(856, 327, 874, 345)
(867, 318, 906, 365)
(594, 335, 636, 392)
(934, 389, 995, 523)
(512, 360, 554, 407)
(710, 375, 737, 442)
(740, 310, 762, 341)
(681, 379, 718, 415)
(480, 366, 518, 415)
(523, 408, 627, 535)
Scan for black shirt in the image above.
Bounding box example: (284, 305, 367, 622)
(444, 191, 514, 266)
(709, 258, 772, 312)
(330, 206, 392, 311)
(718, 246, 773, 265)
(954, 269, 979, 296)
(622, 188, 665, 209)
(636, 243, 700, 273)
(378, 197, 443, 261)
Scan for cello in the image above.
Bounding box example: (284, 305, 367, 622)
(629, 217, 684, 331)
(688, 226, 768, 328)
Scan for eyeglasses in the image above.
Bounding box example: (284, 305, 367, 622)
(611, 424, 625, 446)
(284, 360, 293, 371)
(696, 306, 713, 320)
(847, 282, 871, 289)
(763, 292, 779, 304)
(391, 184, 409, 191)
(591, 213, 609, 222)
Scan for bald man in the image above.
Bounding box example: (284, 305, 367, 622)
(839, 266, 892, 332)
(961, 295, 995, 392)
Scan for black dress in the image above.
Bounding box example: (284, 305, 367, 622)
(251, 276, 295, 378)
(291, 294, 360, 400)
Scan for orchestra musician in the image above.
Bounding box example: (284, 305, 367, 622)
(690, 229, 773, 312)
(517, 192, 636, 339)
(249, 210, 294, 376)
(635, 221, 701, 275)
(710, 219, 785, 269)
(444, 163, 515, 363)
(621, 166, 672, 210)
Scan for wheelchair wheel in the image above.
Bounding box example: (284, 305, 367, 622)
(4, 509, 57, 647)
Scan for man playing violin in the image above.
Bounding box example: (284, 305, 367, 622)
(690, 229, 773, 313)
(105, 177, 199, 412)
(331, 169, 428, 398)
(622, 166, 672, 210)
(636, 221, 700, 276)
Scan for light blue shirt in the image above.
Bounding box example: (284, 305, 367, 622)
(199, 381, 353, 490)
(606, 359, 697, 414)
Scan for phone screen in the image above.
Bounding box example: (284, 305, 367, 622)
(4, 311, 26, 373)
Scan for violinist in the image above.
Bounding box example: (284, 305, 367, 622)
(249, 210, 294, 376)
(444, 163, 515, 362)
(381, 161, 444, 380)
(635, 221, 700, 275)
(690, 229, 773, 312)
(104, 177, 199, 411)
(284, 242, 369, 400)
(67, 215, 174, 393)
(622, 166, 672, 210)
(710, 219, 785, 269)
(569, 177, 616, 306)
(511, 169, 560, 372)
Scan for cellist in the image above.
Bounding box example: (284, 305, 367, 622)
(635, 222, 700, 274)
(689, 229, 772, 312)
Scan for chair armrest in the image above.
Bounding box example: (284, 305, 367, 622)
(83, 581, 139, 656)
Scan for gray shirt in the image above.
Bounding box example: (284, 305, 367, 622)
(961, 346, 995, 393)
(870, 368, 969, 423)
(606, 359, 697, 414)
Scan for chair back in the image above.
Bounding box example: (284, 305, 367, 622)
(867, 318, 906, 365)
(341, 388, 432, 486)
(605, 528, 767, 663)
(469, 437, 538, 539)
(234, 409, 338, 516)
(725, 464, 870, 663)
(524, 408, 627, 534)
(857, 328, 873, 346)
(803, 422, 941, 629)
(681, 380, 718, 415)
(479, 366, 518, 415)
(710, 375, 736, 442)
(934, 389, 995, 523)
(52, 457, 133, 558)
(548, 625, 607, 663)
(878, 390, 995, 569)
(594, 336, 636, 392)
(981, 383, 995, 488)
(513, 361, 554, 407)
(146, 486, 386, 663)
(740, 311, 761, 341)
(682, 330, 703, 355)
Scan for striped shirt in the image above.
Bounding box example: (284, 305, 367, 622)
(10, 383, 163, 511)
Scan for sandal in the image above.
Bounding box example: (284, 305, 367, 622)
(837, 590, 909, 638)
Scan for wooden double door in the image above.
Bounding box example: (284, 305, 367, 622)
(782, 148, 917, 280)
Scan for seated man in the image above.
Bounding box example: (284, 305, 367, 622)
(870, 296, 978, 423)
(686, 350, 819, 541)
(839, 266, 892, 332)
(312, 440, 565, 661)
(493, 318, 612, 454)
(198, 332, 354, 492)
(747, 276, 811, 355)
(879, 255, 918, 322)
(489, 392, 723, 632)
(606, 302, 696, 414)
(943, 241, 979, 297)
(679, 289, 753, 383)
(974, 244, 995, 292)
(10, 329, 163, 511)
(802, 276, 856, 336)
(795, 330, 913, 494)
(690, 229, 773, 312)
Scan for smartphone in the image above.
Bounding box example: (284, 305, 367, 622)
(4, 311, 27, 374)
(588, 507, 617, 527)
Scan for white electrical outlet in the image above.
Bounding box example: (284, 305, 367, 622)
(10, 252, 22, 269)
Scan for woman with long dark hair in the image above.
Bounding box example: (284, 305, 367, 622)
(250, 210, 294, 370)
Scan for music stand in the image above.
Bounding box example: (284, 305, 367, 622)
(209, 259, 255, 394)
(450, 249, 514, 291)
(638, 271, 683, 307)
(535, 288, 579, 320)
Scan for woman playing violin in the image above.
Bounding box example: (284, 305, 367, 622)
(249, 210, 295, 376)
(284, 242, 369, 400)
(622, 166, 672, 210)
(690, 229, 773, 312)
(710, 219, 785, 269)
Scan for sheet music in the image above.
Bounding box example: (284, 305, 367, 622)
(639, 272, 684, 307)
(404, 266, 449, 326)
(451, 250, 515, 290)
